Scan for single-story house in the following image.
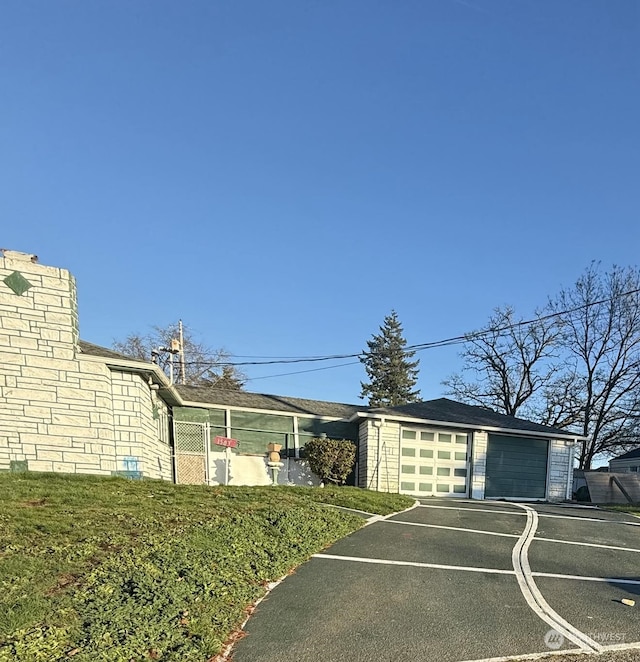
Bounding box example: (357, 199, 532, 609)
(609, 448, 640, 473)
(1, 249, 582, 500)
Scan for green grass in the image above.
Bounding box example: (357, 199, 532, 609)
(601, 503, 640, 515)
(0, 473, 412, 662)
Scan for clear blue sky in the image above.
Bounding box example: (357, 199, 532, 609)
(2, 0, 638, 405)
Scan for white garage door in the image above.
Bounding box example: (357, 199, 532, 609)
(399, 428, 469, 497)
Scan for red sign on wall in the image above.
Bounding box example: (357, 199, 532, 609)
(214, 435, 238, 449)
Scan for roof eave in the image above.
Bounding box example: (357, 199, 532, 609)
(78, 353, 183, 406)
(349, 410, 586, 442)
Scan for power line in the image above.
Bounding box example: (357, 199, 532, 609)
(244, 360, 361, 382)
(182, 286, 640, 370)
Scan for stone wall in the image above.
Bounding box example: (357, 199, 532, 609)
(358, 418, 401, 493)
(0, 250, 172, 480)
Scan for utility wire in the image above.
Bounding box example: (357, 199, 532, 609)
(244, 361, 361, 382)
(182, 286, 640, 369)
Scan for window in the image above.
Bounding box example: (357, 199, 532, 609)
(420, 431, 435, 441)
(401, 447, 416, 457)
(402, 429, 417, 440)
(438, 433, 452, 443)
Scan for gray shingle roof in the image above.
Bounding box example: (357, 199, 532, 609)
(368, 398, 578, 437)
(611, 448, 640, 461)
(78, 340, 146, 363)
(175, 385, 362, 418)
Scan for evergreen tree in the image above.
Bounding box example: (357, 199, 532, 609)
(360, 311, 421, 407)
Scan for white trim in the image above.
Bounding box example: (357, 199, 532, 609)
(544, 438, 553, 500)
(350, 411, 585, 442)
(180, 399, 349, 421)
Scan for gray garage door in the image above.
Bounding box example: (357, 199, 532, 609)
(485, 435, 548, 499)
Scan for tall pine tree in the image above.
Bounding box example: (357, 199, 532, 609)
(360, 311, 420, 407)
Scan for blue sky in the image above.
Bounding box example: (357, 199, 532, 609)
(2, 0, 638, 405)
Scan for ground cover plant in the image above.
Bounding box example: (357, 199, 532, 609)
(0, 473, 412, 661)
(602, 504, 640, 515)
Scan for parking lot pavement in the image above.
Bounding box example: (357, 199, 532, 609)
(230, 500, 640, 662)
(232, 555, 555, 662)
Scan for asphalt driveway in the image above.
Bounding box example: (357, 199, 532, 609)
(230, 500, 640, 662)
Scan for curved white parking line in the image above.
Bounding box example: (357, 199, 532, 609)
(511, 503, 602, 653)
(385, 519, 640, 553)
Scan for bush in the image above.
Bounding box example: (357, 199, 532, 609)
(304, 437, 356, 485)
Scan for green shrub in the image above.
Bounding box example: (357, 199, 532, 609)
(304, 437, 356, 485)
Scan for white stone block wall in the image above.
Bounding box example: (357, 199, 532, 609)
(471, 430, 488, 499)
(109, 370, 172, 481)
(0, 251, 172, 481)
(357, 419, 401, 493)
(547, 439, 574, 501)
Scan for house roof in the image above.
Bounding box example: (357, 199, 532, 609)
(611, 448, 640, 461)
(74, 341, 583, 437)
(78, 340, 142, 362)
(361, 398, 580, 438)
(175, 385, 362, 418)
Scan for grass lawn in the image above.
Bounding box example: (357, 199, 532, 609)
(0, 473, 413, 662)
(601, 504, 640, 515)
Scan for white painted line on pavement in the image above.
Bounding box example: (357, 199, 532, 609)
(458, 641, 640, 662)
(418, 503, 640, 526)
(532, 571, 640, 586)
(315, 552, 640, 587)
(312, 553, 516, 575)
(365, 499, 420, 525)
(384, 519, 640, 554)
(383, 519, 520, 539)
(418, 504, 526, 516)
(534, 536, 640, 554)
(510, 503, 602, 653)
(537, 512, 640, 526)
(456, 648, 586, 662)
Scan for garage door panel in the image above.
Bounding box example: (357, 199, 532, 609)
(486, 435, 548, 499)
(400, 428, 469, 497)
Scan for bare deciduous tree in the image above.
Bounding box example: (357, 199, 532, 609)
(113, 322, 246, 389)
(443, 306, 559, 419)
(444, 264, 640, 469)
(549, 263, 640, 469)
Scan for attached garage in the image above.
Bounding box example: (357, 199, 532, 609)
(485, 435, 548, 499)
(354, 398, 582, 502)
